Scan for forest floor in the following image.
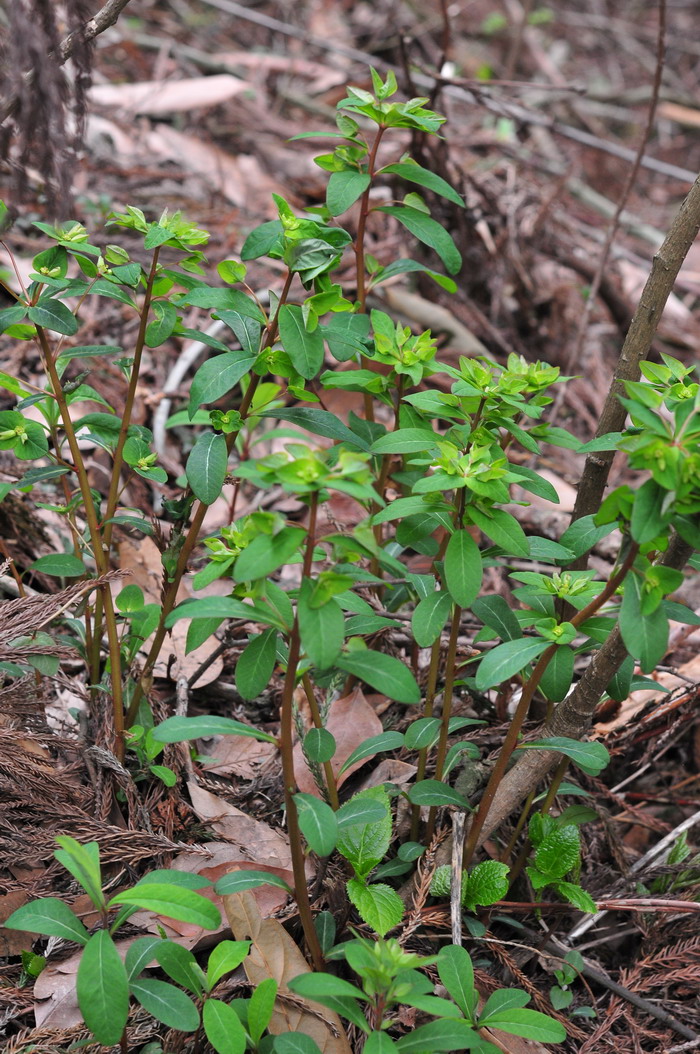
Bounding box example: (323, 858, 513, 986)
(1, 1, 699, 1052)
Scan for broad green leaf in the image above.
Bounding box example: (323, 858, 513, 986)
(443, 530, 482, 609)
(77, 931, 129, 1045)
(338, 731, 405, 774)
(478, 990, 529, 1018)
(371, 428, 439, 454)
(108, 884, 221, 929)
(206, 939, 252, 987)
(630, 478, 670, 545)
(408, 780, 471, 809)
(476, 1007, 566, 1042)
(248, 977, 278, 1045)
(298, 583, 344, 669)
(336, 786, 392, 879)
(236, 629, 277, 700)
(471, 595, 522, 642)
(518, 737, 610, 776)
(538, 645, 574, 702)
(155, 941, 205, 996)
(3, 897, 89, 945)
(346, 878, 404, 937)
(188, 350, 256, 416)
(288, 971, 366, 1002)
(404, 717, 442, 751)
(130, 977, 200, 1031)
(412, 590, 452, 647)
(151, 715, 277, 745)
(294, 793, 338, 857)
(234, 527, 306, 582)
(462, 860, 510, 911)
(125, 936, 162, 981)
(377, 205, 462, 274)
(555, 880, 598, 913)
(303, 727, 336, 764)
(279, 304, 325, 379)
(213, 870, 292, 895)
(475, 638, 549, 691)
(559, 515, 616, 558)
(620, 572, 669, 673)
(381, 162, 465, 206)
(535, 825, 580, 879)
(336, 797, 388, 830)
(27, 298, 78, 335)
(54, 837, 103, 909)
(262, 407, 371, 450)
(394, 1017, 482, 1052)
(326, 170, 371, 216)
(186, 431, 227, 505)
(336, 649, 420, 704)
(468, 507, 529, 557)
(275, 1035, 325, 1054)
(165, 596, 282, 629)
(145, 301, 178, 347)
(437, 945, 478, 1020)
(30, 554, 85, 577)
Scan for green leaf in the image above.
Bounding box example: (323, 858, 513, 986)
(186, 431, 227, 505)
(294, 793, 338, 857)
(620, 572, 669, 673)
(145, 301, 178, 347)
(213, 870, 292, 895)
(189, 350, 256, 416)
(535, 825, 580, 879)
(462, 861, 510, 911)
(151, 714, 277, 745)
(130, 977, 200, 1032)
(326, 170, 371, 215)
(437, 945, 478, 1020)
(338, 731, 405, 774)
(518, 737, 610, 776)
(54, 837, 103, 909)
(475, 638, 549, 691)
(408, 780, 471, 809)
(234, 526, 306, 582)
(275, 1035, 325, 1054)
(298, 584, 345, 670)
(443, 530, 482, 608)
(248, 977, 278, 1045)
(538, 645, 574, 702)
(471, 595, 522, 642)
(336, 797, 388, 829)
(376, 205, 462, 274)
(336, 650, 420, 704)
(77, 931, 129, 1045)
(394, 1018, 482, 1052)
(0, 370, 31, 398)
(468, 507, 530, 557)
(236, 629, 277, 700)
(631, 478, 670, 545)
(108, 884, 221, 929)
(336, 786, 393, 879)
(27, 298, 78, 335)
(262, 406, 371, 451)
(155, 941, 205, 996)
(3, 897, 89, 945)
(206, 940, 252, 988)
(371, 428, 439, 454)
(303, 727, 336, 764)
(555, 880, 598, 914)
(346, 878, 404, 937)
(287, 971, 366, 1002)
(278, 304, 325, 379)
(381, 162, 465, 206)
(30, 553, 85, 577)
(412, 590, 453, 647)
(165, 596, 282, 630)
(559, 515, 616, 559)
(125, 936, 162, 981)
(476, 1007, 566, 1043)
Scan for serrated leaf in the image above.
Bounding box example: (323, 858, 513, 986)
(555, 880, 598, 913)
(186, 431, 227, 504)
(77, 931, 129, 1045)
(294, 793, 338, 857)
(443, 530, 482, 608)
(336, 786, 392, 878)
(475, 638, 549, 691)
(336, 650, 420, 704)
(462, 860, 510, 911)
(347, 878, 404, 937)
(535, 825, 580, 879)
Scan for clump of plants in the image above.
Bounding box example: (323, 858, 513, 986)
(2, 67, 699, 1050)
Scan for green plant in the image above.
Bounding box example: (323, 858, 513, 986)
(525, 814, 598, 914)
(549, 950, 595, 1018)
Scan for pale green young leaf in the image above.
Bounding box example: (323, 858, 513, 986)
(54, 837, 104, 909)
(346, 878, 404, 937)
(108, 884, 221, 929)
(203, 998, 247, 1054)
(206, 940, 252, 988)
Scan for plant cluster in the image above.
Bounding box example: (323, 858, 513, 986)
(1, 68, 699, 1050)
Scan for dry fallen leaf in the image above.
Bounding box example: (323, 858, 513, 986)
(293, 687, 383, 796)
(90, 74, 247, 115)
(224, 890, 352, 1053)
(200, 733, 277, 780)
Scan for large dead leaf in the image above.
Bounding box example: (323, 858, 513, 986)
(294, 687, 383, 796)
(90, 74, 247, 115)
(200, 734, 277, 780)
(224, 890, 352, 1053)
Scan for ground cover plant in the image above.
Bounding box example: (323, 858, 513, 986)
(1, 22, 700, 1054)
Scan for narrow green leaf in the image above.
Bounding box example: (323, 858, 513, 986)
(518, 737, 610, 776)
(336, 798, 388, 830)
(381, 162, 465, 206)
(538, 645, 574, 702)
(213, 870, 292, 895)
(108, 884, 221, 929)
(336, 650, 420, 704)
(471, 595, 522, 642)
(151, 715, 277, 745)
(3, 897, 89, 944)
(54, 837, 103, 909)
(437, 945, 477, 1020)
(234, 526, 306, 582)
(620, 572, 669, 673)
(30, 553, 85, 577)
(186, 431, 227, 505)
(236, 629, 277, 700)
(476, 1007, 566, 1043)
(412, 590, 452, 647)
(371, 428, 439, 454)
(468, 506, 530, 557)
(475, 638, 549, 691)
(206, 940, 252, 988)
(262, 407, 371, 450)
(28, 298, 78, 335)
(275, 1034, 325, 1054)
(77, 931, 129, 1045)
(376, 205, 462, 274)
(443, 530, 482, 608)
(130, 977, 200, 1031)
(188, 350, 256, 416)
(408, 780, 471, 809)
(155, 941, 205, 996)
(298, 584, 345, 670)
(248, 977, 278, 1045)
(394, 1017, 482, 1052)
(165, 595, 282, 629)
(338, 731, 405, 774)
(279, 304, 325, 379)
(125, 937, 162, 981)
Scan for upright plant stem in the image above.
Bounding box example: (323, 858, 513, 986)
(425, 602, 462, 843)
(355, 124, 386, 423)
(462, 542, 639, 868)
